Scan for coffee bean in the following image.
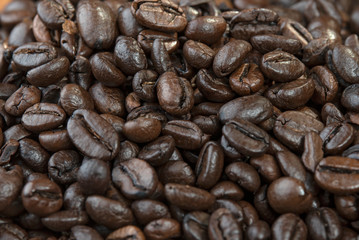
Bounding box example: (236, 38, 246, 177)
(21, 178, 63, 217)
(219, 95, 273, 124)
(229, 63, 264, 96)
(5, 85, 41, 117)
(315, 157, 359, 194)
(157, 71, 194, 116)
(85, 195, 134, 229)
(21, 103, 66, 132)
(13, 42, 57, 71)
(77, 158, 110, 195)
(0, 166, 23, 212)
(231, 8, 280, 40)
(158, 160, 195, 185)
(250, 34, 302, 54)
(213, 40, 252, 77)
(90, 52, 126, 88)
(164, 183, 215, 211)
(305, 207, 342, 240)
(114, 36, 147, 76)
(48, 150, 80, 185)
(138, 135, 175, 166)
(185, 16, 226, 45)
(268, 177, 313, 214)
(183, 40, 215, 69)
(131, 0, 187, 32)
(183, 211, 210, 240)
(107, 225, 145, 240)
(260, 50, 305, 82)
(41, 210, 88, 232)
(195, 141, 224, 189)
(77, 1, 117, 49)
(112, 158, 159, 199)
(163, 120, 209, 150)
(144, 218, 181, 240)
(272, 213, 307, 240)
(60, 84, 94, 115)
(223, 118, 270, 157)
(67, 109, 120, 161)
(208, 208, 243, 240)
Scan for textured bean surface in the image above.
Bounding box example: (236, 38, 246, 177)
(1, 0, 359, 239)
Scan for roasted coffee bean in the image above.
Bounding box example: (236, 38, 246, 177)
(60, 83, 94, 115)
(131, 199, 170, 226)
(68, 56, 93, 90)
(77, 158, 110, 195)
(48, 150, 80, 185)
(260, 50, 305, 82)
(158, 160, 196, 186)
(89, 83, 125, 117)
(19, 138, 49, 173)
(132, 70, 158, 102)
(37, 0, 74, 30)
(341, 84, 359, 112)
(26, 56, 70, 87)
(315, 157, 359, 194)
(267, 177, 313, 214)
(157, 71, 194, 116)
(229, 63, 264, 96)
(63, 183, 86, 211)
(163, 120, 209, 150)
(0, 139, 19, 166)
(77, 1, 117, 49)
(123, 117, 162, 143)
(196, 69, 236, 103)
(225, 161, 261, 192)
(275, 150, 306, 182)
(5, 85, 41, 117)
(332, 44, 359, 84)
(213, 40, 252, 77)
(131, 0, 187, 32)
(12, 42, 57, 71)
(302, 132, 324, 173)
(310, 66, 338, 105)
(144, 218, 181, 240)
(185, 16, 226, 45)
(208, 208, 242, 240)
(114, 36, 147, 76)
(21, 178, 63, 217)
(334, 194, 359, 221)
(265, 78, 315, 110)
(90, 52, 126, 88)
(231, 8, 280, 40)
(38, 129, 73, 152)
(219, 95, 273, 124)
(274, 111, 324, 152)
(41, 210, 88, 232)
(151, 39, 173, 75)
(305, 207, 342, 240)
(67, 109, 120, 161)
(272, 213, 307, 240)
(222, 118, 270, 157)
(246, 220, 271, 240)
(183, 40, 215, 69)
(250, 154, 281, 183)
(183, 211, 210, 240)
(117, 4, 144, 38)
(70, 225, 103, 240)
(0, 165, 23, 212)
(195, 141, 224, 189)
(210, 181, 244, 201)
(164, 183, 215, 211)
(250, 34, 302, 55)
(320, 122, 354, 155)
(85, 195, 134, 229)
(112, 158, 159, 199)
(138, 135, 175, 166)
(137, 30, 179, 54)
(21, 103, 66, 132)
(280, 18, 313, 47)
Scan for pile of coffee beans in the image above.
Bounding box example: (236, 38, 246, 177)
(1, 0, 359, 239)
